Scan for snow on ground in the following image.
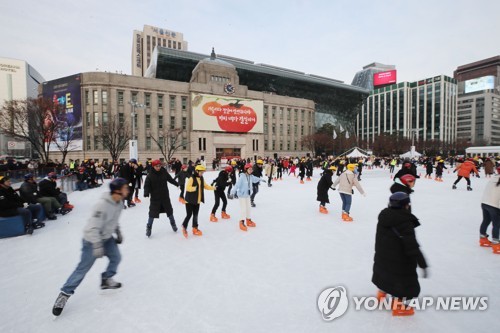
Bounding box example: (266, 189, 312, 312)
(1, 166, 499, 333)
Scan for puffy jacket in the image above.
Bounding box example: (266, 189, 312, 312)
(185, 174, 213, 204)
(38, 178, 61, 197)
(231, 173, 261, 198)
(332, 170, 365, 195)
(19, 181, 39, 204)
(0, 185, 24, 217)
(455, 160, 479, 178)
(482, 175, 500, 209)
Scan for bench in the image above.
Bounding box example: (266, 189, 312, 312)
(0, 215, 26, 238)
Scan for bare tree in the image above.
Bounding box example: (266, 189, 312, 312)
(96, 115, 131, 162)
(151, 128, 189, 161)
(52, 124, 79, 166)
(0, 97, 60, 164)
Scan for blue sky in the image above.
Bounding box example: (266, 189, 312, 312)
(1, 0, 499, 84)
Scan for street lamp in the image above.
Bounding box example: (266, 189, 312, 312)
(128, 101, 144, 160)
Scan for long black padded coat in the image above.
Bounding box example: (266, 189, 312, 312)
(316, 170, 334, 203)
(372, 207, 427, 299)
(143, 167, 179, 218)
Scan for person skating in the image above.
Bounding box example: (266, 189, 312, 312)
(133, 162, 144, 203)
(479, 167, 500, 253)
(174, 164, 189, 204)
(210, 166, 233, 222)
(332, 164, 366, 221)
(306, 158, 313, 181)
(52, 178, 129, 316)
(390, 174, 416, 195)
(317, 166, 337, 214)
(424, 159, 434, 179)
(372, 192, 428, 316)
(143, 160, 179, 237)
(119, 159, 138, 207)
(250, 159, 264, 207)
(452, 158, 479, 190)
(226, 161, 237, 198)
(434, 159, 447, 182)
(230, 163, 261, 231)
(181, 165, 214, 238)
(298, 159, 306, 184)
(394, 161, 420, 182)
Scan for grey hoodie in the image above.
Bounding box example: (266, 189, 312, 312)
(83, 192, 124, 244)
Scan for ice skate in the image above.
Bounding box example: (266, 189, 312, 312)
(246, 219, 256, 227)
(319, 206, 328, 214)
(63, 203, 74, 210)
(239, 220, 247, 231)
(210, 214, 218, 222)
(134, 197, 141, 203)
(128, 202, 136, 208)
(221, 211, 230, 219)
(479, 236, 492, 247)
(182, 227, 188, 238)
(392, 299, 414, 316)
(192, 228, 203, 236)
(492, 243, 500, 254)
(251, 201, 256, 207)
(299, 180, 304, 184)
(452, 184, 457, 189)
(342, 212, 353, 222)
(467, 186, 473, 191)
(101, 277, 122, 290)
(52, 291, 70, 316)
(179, 197, 186, 204)
(146, 225, 152, 237)
(376, 290, 387, 302)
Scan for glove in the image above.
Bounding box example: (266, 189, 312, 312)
(92, 243, 104, 258)
(115, 228, 123, 244)
(421, 268, 429, 279)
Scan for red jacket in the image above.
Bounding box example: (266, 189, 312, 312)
(455, 160, 479, 178)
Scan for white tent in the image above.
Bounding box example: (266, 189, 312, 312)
(400, 150, 422, 158)
(346, 148, 369, 158)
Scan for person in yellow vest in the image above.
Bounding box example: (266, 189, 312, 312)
(182, 165, 214, 238)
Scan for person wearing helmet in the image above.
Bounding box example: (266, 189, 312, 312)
(119, 159, 138, 207)
(452, 158, 479, 190)
(143, 160, 180, 237)
(434, 159, 447, 182)
(174, 164, 189, 204)
(181, 164, 214, 238)
(230, 163, 261, 231)
(297, 158, 306, 184)
(226, 162, 238, 198)
(390, 174, 416, 195)
(209, 166, 233, 222)
(52, 178, 129, 316)
(393, 160, 420, 182)
(332, 163, 366, 221)
(38, 172, 74, 211)
(20, 173, 60, 221)
(372, 192, 428, 316)
(133, 162, 144, 203)
(249, 159, 264, 207)
(317, 165, 337, 214)
(479, 166, 500, 252)
(305, 157, 313, 181)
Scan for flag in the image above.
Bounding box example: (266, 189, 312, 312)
(339, 124, 345, 132)
(345, 131, 350, 139)
(333, 130, 337, 140)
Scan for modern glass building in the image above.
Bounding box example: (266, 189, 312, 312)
(146, 47, 368, 131)
(356, 75, 457, 144)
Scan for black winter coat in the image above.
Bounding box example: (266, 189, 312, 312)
(0, 186, 24, 217)
(38, 179, 61, 198)
(19, 181, 39, 204)
(372, 208, 427, 299)
(394, 167, 419, 181)
(119, 163, 136, 185)
(144, 168, 179, 218)
(212, 171, 230, 193)
(317, 171, 333, 203)
(175, 171, 188, 188)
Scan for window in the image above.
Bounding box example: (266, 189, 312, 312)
(264, 140, 268, 150)
(102, 112, 108, 125)
(102, 91, 108, 105)
(287, 108, 291, 120)
(264, 123, 268, 132)
(85, 90, 90, 105)
(170, 116, 175, 129)
(93, 90, 98, 104)
(158, 95, 163, 108)
(279, 107, 283, 119)
(182, 138, 187, 150)
(145, 94, 151, 107)
(134, 114, 138, 128)
(294, 142, 297, 150)
(279, 124, 283, 135)
(86, 112, 90, 127)
(198, 138, 207, 151)
(272, 106, 276, 119)
(279, 143, 283, 150)
(158, 115, 163, 129)
(301, 125, 304, 135)
(131, 92, 138, 103)
(182, 116, 187, 130)
(86, 136, 91, 150)
(294, 109, 298, 120)
(117, 91, 124, 105)
(173, 41, 177, 49)
(301, 109, 305, 121)
(118, 113, 124, 124)
(168, 40, 171, 48)
(181, 97, 187, 111)
(264, 106, 268, 118)
(178, 42, 182, 49)
(170, 95, 176, 110)
(272, 140, 275, 150)
(94, 112, 99, 126)
(272, 124, 276, 134)
(94, 136, 99, 150)
(294, 125, 297, 135)
(146, 137, 151, 150)
(145, 114, 151, 129)
(287, 124, 290, 135)
(158, 137, 164, 149)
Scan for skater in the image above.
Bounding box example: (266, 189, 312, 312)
(226, 161, 237, 198)
(479, 167, 500, 253)
(452, 158, 479, 190)
(434, 159, 447, 182)
(394, 161, 419, 181)
(317, 166, 337, 214)
(250, 159, 264, 207)
(210, 166, 233, 222)
(357, 159, 364, 181)
(174, 164, 189, 204)
(119, 159, 138, 207)
(306, 158, 313, 181)
(483, 158, 495, 178)
(298, 158, 306, 184)
(133, 162, 144, 203)
(424, 159, 434, 179)
(143, 160, 179, 237)
(230, 163, 260, 231)
(372, 192, 428, 316)
(390, 174, 416, 195)
(332, 164, 366, 221)
(276, 159, 283, 180)
(181, 165, 214, 238)
(389, 158, 397, 173)
(52, 178, 129, 316)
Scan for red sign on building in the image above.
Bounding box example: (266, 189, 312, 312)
(373, 70, 397, 87)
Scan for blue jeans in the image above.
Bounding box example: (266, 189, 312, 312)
(61, 238, 121, 295)
(339, 193, 352, 214)
(27, 203, 44, 222)
(480, 203, 500, 240)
